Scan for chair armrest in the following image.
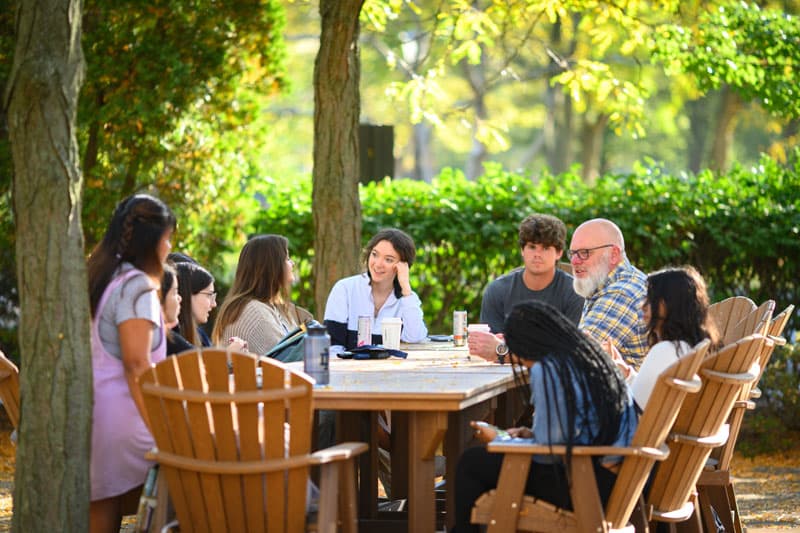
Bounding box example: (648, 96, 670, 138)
(668, 424, 729, 448)
(768, 334, 787, 346)
(486, 441, 669, 461)
(309, 442, 369, 465)
(733, 399, 756, 410)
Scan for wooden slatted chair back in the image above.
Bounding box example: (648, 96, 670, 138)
(722, 299, 774, 346)
(0, 351, 20, 429)
(768, 304, 795, 340)
(709, 335, 775, 474)
(709, 304, 793, 474)
(604, 339, 710, 529)
(140, 348, 314, 533)
(695, 304, 796, 533)
(708, 296, 756, 344)
(646, 334, 765, 524)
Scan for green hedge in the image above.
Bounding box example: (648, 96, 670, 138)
(254, 152, 800, 335)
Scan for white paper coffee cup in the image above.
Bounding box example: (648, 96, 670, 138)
(467, 323, 491, 334)
(381, 317, 403, 350)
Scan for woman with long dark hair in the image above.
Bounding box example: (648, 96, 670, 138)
(212, 234, 312, 355)
(88, 194, 175, 532)
(610, 266, 719, 410)
(174, 261, 217, 347)
(453, 300, 638, 532)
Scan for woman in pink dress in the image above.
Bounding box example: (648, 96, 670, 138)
(87, 194, 176, 532)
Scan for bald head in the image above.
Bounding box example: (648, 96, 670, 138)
(570, 219, 627, 298)
(572, 218, 625, 256)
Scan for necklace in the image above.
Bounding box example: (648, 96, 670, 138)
(372, 287, 392, 317)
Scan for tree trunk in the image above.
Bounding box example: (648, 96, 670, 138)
(412, 121, 435, 182)
(5, 1, 91, 530)
(312, 0, 365, 316)
(686, 96, 713, 174)
(708, 85, 742, 173)
(464, 45, 489, 181)
(580, 113, 609, 184)
(543, 17, 575, 175)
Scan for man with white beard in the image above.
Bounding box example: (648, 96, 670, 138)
(568, 218, 648, 368)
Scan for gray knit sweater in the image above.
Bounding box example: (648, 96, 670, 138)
(220, 299, 312, 356)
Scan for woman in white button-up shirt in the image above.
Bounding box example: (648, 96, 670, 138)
(323, 227, 428, 350)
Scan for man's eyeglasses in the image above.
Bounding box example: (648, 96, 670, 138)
(566, 244, 614, 261)
(199, 290, 217, 303)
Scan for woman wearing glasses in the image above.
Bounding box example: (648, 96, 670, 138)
(212, 234, 312, 355)
(174, 261, 218, 348)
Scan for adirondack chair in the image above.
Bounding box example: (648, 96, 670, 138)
(0, 350, 20, 431)
(138, 348, 368, 533)
(708, 297, 755, 343)
(696, 304, 795, 533)
(719, 299, 774, 346)
(767, 304, 795, 340)
(470, 339, 711, 532)
(644, 334, 766, 532)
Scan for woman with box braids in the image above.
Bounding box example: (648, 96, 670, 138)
(87, 194, 176, 533)
(453, 301, 638, 532)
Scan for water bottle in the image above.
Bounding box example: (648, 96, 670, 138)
(304, 324, 330, 385)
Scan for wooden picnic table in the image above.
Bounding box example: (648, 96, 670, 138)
(289, 341, 524, 532)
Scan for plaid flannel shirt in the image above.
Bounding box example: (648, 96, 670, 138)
(579, 259, 649, 368)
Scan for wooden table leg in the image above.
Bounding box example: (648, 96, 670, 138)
(338, 410, 379, 519)
(393, 411, 447, 533)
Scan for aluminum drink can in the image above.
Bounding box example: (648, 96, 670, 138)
(453, 310, 468, 346)
(304, 324, 330, 385)
(357, 315, 372, 346)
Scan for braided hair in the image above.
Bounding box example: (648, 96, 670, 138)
(503, 301, 629, 465)
(88, 194, 176, 317)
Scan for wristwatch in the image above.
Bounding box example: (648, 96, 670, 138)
(495, 342, 509, 364)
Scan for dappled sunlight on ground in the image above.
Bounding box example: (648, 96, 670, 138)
(731, 450, 800, 529)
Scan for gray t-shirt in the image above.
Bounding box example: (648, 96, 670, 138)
(97, 263, 163, 359)
(479, 268, 583, 332)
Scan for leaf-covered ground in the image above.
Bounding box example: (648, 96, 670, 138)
(0, 420, 796, 531)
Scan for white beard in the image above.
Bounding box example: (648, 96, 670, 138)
(573, 254, 612, 298)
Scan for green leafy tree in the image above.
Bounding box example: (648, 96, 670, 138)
(651, 1, 800, 171)
(0, 1, 288, 358)
(78, 0, 287, 251)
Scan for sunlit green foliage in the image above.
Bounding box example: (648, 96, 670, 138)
(652, 2, 800, 118)
(364, 0, 683, 150)
(0, 1, 287, 359)
(79, 0, 287, 259)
